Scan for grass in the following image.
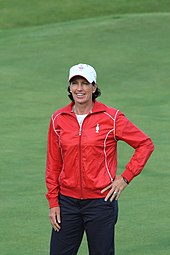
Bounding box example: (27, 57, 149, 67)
(0, 1, 170, 255)
(1, 0, 170, 28)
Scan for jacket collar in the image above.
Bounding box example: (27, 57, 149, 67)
(60, 101, 107, 114)
(92, 101, 107, 113)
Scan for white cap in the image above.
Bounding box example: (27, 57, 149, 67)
(68, 63, 97, 83)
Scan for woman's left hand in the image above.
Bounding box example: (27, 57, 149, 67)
(101, 175, 128, 201)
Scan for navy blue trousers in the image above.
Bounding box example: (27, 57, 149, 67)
(50, 194, 118, 255)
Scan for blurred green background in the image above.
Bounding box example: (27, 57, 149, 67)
(0, 1, 170, 254)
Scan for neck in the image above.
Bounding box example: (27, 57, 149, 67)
(73, 102, 94, 115)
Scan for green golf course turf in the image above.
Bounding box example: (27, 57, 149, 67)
(0, 1, 170, 254)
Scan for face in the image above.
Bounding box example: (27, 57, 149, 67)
(69, 76, 96, 105)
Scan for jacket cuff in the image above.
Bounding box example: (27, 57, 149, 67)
(48, 197, 59, 208)
(121, 170, 135, 184)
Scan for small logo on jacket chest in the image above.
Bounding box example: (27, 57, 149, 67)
(96, 124, 100, 133)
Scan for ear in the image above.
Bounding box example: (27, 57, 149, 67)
(92, 85, 97, 93)
(69, 84, 72, 93)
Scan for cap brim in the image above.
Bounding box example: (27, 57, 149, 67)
(69, 74, 93, 83)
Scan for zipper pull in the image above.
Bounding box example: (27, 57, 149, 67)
(79, 126, 82, 135)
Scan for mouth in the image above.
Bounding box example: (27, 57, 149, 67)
(76, 93, 85, 97)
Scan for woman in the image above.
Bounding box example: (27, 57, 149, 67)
(46, 63, 154, 255)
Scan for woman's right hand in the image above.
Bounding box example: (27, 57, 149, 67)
(49, 206, 61, 232)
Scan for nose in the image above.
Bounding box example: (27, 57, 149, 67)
(77, 82, 83, 91)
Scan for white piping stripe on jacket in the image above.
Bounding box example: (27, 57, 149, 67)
(113, 110, 119, 141)
(103, 129, 115, 181)
(52, 113, 62, 137)
(51, 113, 64, 180)
(104, 110, 119, 141)
(103, 110, 119, 181)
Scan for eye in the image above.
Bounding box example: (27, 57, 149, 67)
(71, 81, 77, 85)
(82, 82, 89, 85)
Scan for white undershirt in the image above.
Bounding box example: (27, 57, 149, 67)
(76, 114, 87, 128)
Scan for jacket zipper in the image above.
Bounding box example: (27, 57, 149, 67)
(76, 114, 90, 199)
(79, 125, 83, 199)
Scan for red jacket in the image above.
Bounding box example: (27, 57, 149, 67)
(46, 101, 154, 208)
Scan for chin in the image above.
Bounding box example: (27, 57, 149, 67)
(75, 98, 86, 103)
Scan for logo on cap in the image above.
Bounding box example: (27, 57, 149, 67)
(78, 65, 84, 71)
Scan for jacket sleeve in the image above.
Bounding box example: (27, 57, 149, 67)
(115, 111, 154, 183)
(45, 117, 63, 208)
